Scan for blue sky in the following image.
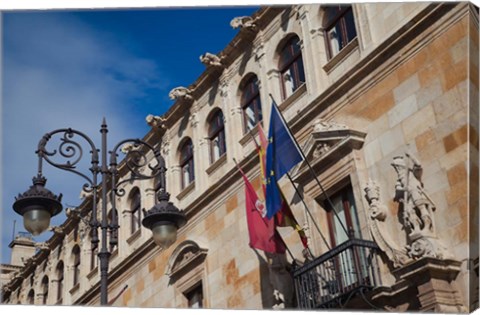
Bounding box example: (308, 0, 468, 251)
(1, 6, 259, 263)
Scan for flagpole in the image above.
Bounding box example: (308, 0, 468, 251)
(285, 172, 331, 251)
(268, 94, 350, 238)
(248, 126, 331, 252)
(232, 157, 296, 261)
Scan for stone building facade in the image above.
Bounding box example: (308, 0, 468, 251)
(1, 2, 479, 312)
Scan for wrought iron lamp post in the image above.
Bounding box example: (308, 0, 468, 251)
(12, 118, 186, 305)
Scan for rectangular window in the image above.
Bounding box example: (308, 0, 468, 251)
(324, 185, 368, 289)
(325, 185, 361, 246)
(185, 283, 203, 308)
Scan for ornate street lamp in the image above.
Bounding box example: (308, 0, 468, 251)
(12, 119, 186, 305)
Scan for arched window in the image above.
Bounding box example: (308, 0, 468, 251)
(179, 138, 194, 189)
(279, 35, 305, 100)
(56, 261, 64, 302)
(90, 245, 98, 271)
(323, 5, 357, 59)
(241, 75, 262, 133)
(27, 289, 35, 304)
(108, 209, 119, 252)
(130, 188, 141, 235)
(72, 245, 81, 287)
(41, 276, 49, 304)
(208, 110, 226, 163)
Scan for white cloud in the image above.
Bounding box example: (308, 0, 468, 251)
(1, 12, 167, 262)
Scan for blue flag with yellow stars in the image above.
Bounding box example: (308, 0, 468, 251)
(265, 101, 303, 219)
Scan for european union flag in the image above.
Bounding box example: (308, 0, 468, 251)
(265, 101, 303, 219)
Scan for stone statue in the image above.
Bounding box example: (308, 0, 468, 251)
(168, 87, 193, 101)
(230, 16, 258, 31)
(145, 114, 166, 129)
(199, 52, 223, 68)
(364, 179, 410, 267)
(391, 153, 448, 260)
(391, 154, 435, 237)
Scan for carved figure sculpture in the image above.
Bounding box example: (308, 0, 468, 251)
(145, 114, 166, 129)
(391, 154, 435, 237)
(230, 16, 258, 31)
(199, 52, 223, 67)
(364, 179, 409, 267)
(391, 153, 448, 260)
(168, 87, 193, 101)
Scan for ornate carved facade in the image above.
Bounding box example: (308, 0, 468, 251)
(1, 3, 478, 313)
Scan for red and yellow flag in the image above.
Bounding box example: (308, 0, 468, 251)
(257, 123, 308, 249)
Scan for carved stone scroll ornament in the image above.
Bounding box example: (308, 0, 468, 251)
(199, 52, 224, 68)
(34, 242, 50, 251)
(364, 179, 410, 268)
(168, 86, 193, 101)
(391, 153, 449, 260)
(230, 16, 258, 31)
(145, 114, 167, 129)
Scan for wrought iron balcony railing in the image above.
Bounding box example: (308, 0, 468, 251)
(292, 238, 382, 309)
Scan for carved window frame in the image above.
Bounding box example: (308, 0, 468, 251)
(278, 35, 306, 100)
(166, 240, 208, 308)
(240, 75, 263, 134)
(55, 261, 64, 303)
(208, 109, 227, 164)
(129, 187, 142, 236)
(71, 245, 81, 287)
(179, 138, 195, 190)
(323, 5, 357, 60)
(41, 275, 49, 305)
(290, 121, 368, 252)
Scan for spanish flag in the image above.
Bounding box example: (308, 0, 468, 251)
(258, 123, 308, 249)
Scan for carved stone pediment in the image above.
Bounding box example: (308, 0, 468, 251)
(166, 240, 208, 281)
(291, 120, 366, 181)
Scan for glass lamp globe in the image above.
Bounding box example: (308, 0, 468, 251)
(13, 175, 62, 236)
(142, 189, 186, 248)
(151, 223, 178, 248)
(23, 208, 52, 236)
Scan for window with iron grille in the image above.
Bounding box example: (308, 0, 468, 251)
(208, 110, 226, 163)
(180, 138, 195, 189)
(324, 186, 368, 291)
(323, 5, 357, 59)
(241, 75, 262, 133)
(279, 35, 305, 100)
